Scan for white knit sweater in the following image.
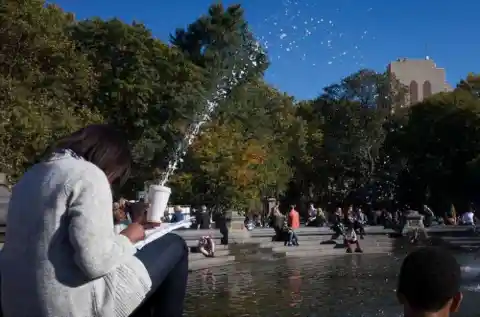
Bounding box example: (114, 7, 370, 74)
(1, 151, 151, 317)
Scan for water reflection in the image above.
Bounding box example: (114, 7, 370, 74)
(185, 254, 479, 317)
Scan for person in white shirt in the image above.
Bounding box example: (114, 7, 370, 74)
(461, 211, 475, 225)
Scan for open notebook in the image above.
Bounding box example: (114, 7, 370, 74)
(134, 219, 192, 249)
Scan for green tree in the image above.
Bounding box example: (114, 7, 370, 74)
(391, 88, 480, 212)
(0, 0, 101, 182)
(457, 73, 480, 98)
(170, 82, 296, 212)
(68, 18, 208, 192)
(171, 3, 268, 86)
(292, 69, 405, 206)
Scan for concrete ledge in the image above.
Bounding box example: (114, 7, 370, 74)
(188, 256, 235, 272)
(432, 235, 480, 253)
(270, 241, 394, 251)
(184, 234, 394, 246)
(284, 247, 394, 257)
(174, 225, 478, 241)
(5, 225, 471, 273)
(189, 250, 230, 261)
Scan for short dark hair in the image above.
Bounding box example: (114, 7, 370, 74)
(398, 247, 461, 312)
(54, 124, 132, 185)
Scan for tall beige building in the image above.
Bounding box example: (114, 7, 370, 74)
(387, 57, 452, 108)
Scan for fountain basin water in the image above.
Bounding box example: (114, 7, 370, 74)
(184, 253, 479, 317)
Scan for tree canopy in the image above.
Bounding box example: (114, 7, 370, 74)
(2, 0, 478, 215)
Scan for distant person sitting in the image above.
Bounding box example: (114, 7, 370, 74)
(113, 202, 128, 224)
(397, 247, 462, 317)
(113, 200, 133, 234)
(461, 210, 475, 225)
(282, 219, 299, 246)
(306, 203, 317, 226)
(162, 210, 170, 222)
(353, 207, 366, 238)
(344, 221, 363, 253)
(171, 205, 185, 223)
(445, 204, 457, 225)
(198, 235, 215, 257)
(317, 207, 327, 226)
(330, 208, 345, 240)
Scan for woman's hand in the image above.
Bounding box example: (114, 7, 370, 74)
(127, 202, 149, 224)
(127, 201, 161, 230)
(120, 223, 146, 243)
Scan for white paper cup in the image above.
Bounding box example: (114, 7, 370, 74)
(146, 185, 171, 223)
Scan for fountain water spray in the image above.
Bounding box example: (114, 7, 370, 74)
(145, 36, 264, 223)
(158, 41, 263, 186)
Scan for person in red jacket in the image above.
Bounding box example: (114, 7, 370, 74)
(286, 205, 300, 246)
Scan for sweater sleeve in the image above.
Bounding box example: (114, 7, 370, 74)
(66, 164, 137, 279)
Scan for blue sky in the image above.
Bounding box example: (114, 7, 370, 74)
(52, 0, 478, 100)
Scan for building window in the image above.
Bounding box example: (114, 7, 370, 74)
(423, 80, 432, 98)
(410, 80, 418, 104)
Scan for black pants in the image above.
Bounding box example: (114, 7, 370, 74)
(221, 229, 229, 245)
(273, 226, 281, 241)
(130, 233, 189, 317)
(354, 221, 365, 235)
(220, 225, 229, 245)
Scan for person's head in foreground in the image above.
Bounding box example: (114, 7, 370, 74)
(397, 247, 462, 317)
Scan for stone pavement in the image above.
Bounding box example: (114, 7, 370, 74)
(185, 233, 399, 271)
(175, 224, 476, 240)
(183, 225, 479, 271)
(432, 234, 480, 252)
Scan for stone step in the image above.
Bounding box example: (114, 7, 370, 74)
(260, 239, 394, 249)
(185, 238, 272, 245)
(189, 249, 230, 261)
(441, 236, 480, 241)
(184, 235, 394, 247)
(186, 239, 225, 247)
(186, 239, 232, 248)
(441, 239, 480, 246)
(456, 245, 480, 251)
(284, 246, 394, 257)
(447, 241, 480, 246)
(319, 237, 393, 243)
(188, 255, 235, 272)
(271, 242, 394, 253)
(181, 232, 393, 241)
(282, 235, 393, 242)
(437, 236, 480, 241)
